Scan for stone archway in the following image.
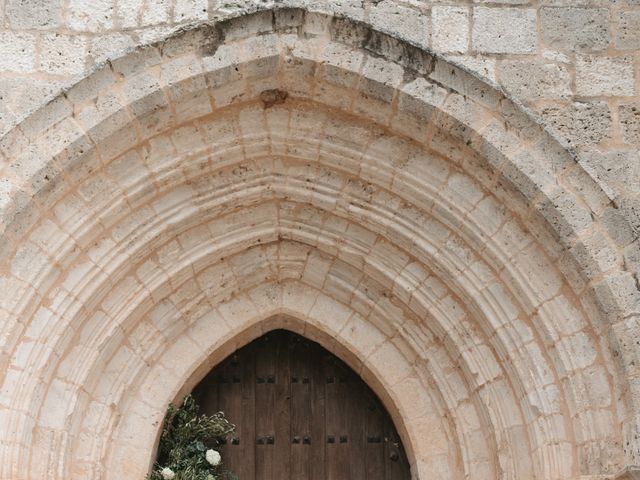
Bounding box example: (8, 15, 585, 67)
(0, 7, 636, 480)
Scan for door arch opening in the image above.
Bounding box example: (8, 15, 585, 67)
(192, 329, 411, 480)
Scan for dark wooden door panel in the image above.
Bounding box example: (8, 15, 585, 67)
(308, 341, 326, 480)
(237, 352, 256, 479)
(290, 338, 312, 480)
(193, 329, 411, 480)
(255, 338, 277, 479)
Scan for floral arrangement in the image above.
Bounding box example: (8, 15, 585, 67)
(147, 395, 235, 480)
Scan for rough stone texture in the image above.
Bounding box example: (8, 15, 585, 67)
(0, 3, 639, 480)
(540, 7, 610, 52)
(66, 0, 114, 31)
(576, 55, 635, 97)
(541, 101, 613, 146)
(617, 10, 640, 50)
(0, 31, 37, 72)
(620, 103, 640, 145)
(580, 150, 640, 199)
(5, 0, 63, 29)
(0, 0, 633, 214)
(497, 60, 571, 99)
(472, 7, 537, 54)
(432, 6, 468, 54)
(39, 33, 87, 75)
(369, 0, 429, 48)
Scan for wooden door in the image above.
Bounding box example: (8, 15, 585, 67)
(193, 330, 411, 480)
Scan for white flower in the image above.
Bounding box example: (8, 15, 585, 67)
(160, 467, 175, 480)
(206, 449, 221, 466)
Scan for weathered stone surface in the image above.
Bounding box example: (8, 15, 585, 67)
(88, 33, 135, 66)
(0, 4, 638, 480)
(118, 0, 171, 28)
(540, 7, 610, 52)
(576, 55, 635, 97)
(369, 0, 429, 48)
(0, 32, 37, 73)
(580, 150, 640, 199)
(39, 33, 87, 75)
(175, 0, 208, 22)
(472, 7, 537, 54)
(541, 101, 612, 146)
(617, 11, 640, 50)
(432, 6, 468, 53)
(620, 103, 640, 145)
(5, 0, 63, 29)
(498, 60, 571, 99)
(66, 0, 114, 31)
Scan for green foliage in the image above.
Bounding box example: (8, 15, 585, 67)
(147, 395, 235, 480)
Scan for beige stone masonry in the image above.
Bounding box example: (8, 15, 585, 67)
(0, 5, 638, 480)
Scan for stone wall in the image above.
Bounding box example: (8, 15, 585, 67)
(1, 0, 639, 230)
(0, 2, 638, 480)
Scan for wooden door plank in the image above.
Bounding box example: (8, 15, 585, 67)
(290, 337, 311, 480)
(309, 341, 326, 480)
(364, 392, 385, 480)
(227, 349, 255, 480)
(272, 334, 291, 480)
(325, 357, 350, 480)
(218, 356, 243, 475)
(384, 415, 410, 480)
(347, 372, 366, 480)
(324, 355, 339, 480)
(255, 335, 277, 480)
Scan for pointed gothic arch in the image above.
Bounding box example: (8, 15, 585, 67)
(0, 7, 637, 480)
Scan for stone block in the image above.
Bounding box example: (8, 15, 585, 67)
(174, 0, 208, 22)
(359, 55, 403, 103)
(617, 11, 640, 50)
(118, 0, 170, 28)
(5, 0, 63, 29)
(580, 149, 640, 198)
(594, 271, 640, 317)
(540, 7, 610, 52)
(67, 0, 114, 31)
(0, 32, 36, 73)
(221, 9, 273, 42)
(445, 54, 496, 82)
(576, 55, 635, 97)
(0, 76, 63, 121)
(497, 60, 571, 99)
(432, 6, 469, 53)
(541, 101, 612, 146)
(118, 0, 144, 28)
(141, 0, 171, 26)
(472, 7, 537, 54)
(398, 77, 447, 119)
(369, 0, 429, 48)
(88, 33, 135, 66)
(39, 33, 87, 76)
(620, 103, 640, 144)
(320, 42, 363, 88)
(110, 45, 161, 77)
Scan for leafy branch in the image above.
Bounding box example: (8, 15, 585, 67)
(147, 395, 235, 480)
